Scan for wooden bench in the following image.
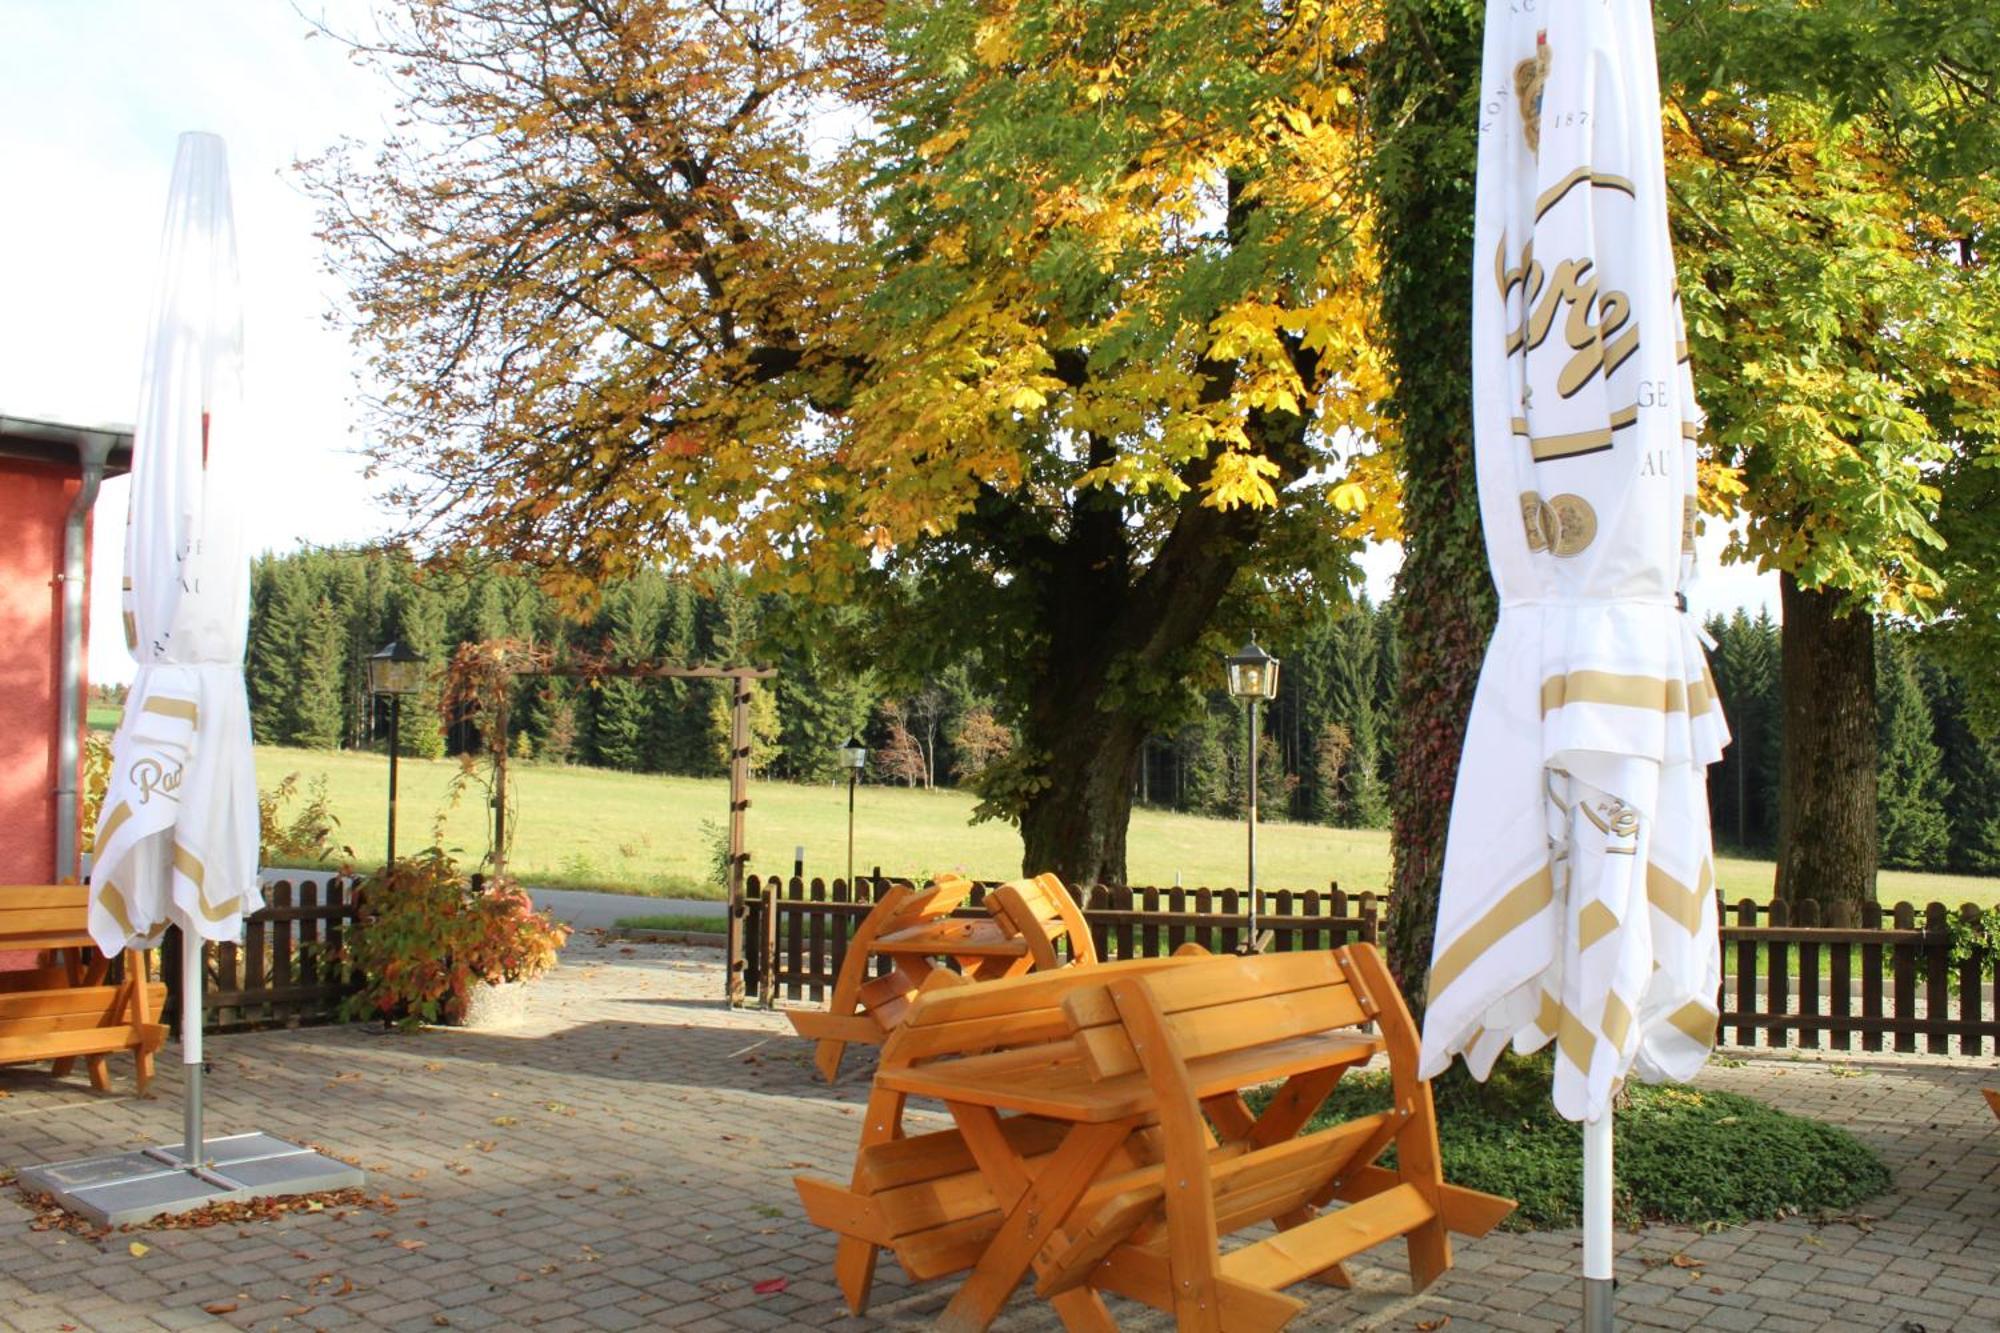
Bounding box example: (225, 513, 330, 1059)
(0, 886, 166, 1094)
(786, 873, 1098, 1083)
(985, 873, 1099, 973)
(795, 944, 1513, 1331)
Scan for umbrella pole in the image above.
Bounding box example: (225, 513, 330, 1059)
(1583, 1113, 1614, 1330)
(181, 927, 204, 1167)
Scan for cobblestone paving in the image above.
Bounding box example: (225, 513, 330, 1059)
(2, 938, 1995, 1333)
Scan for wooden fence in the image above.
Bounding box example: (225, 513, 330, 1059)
(742, 873, 1382, 1005)
(164, 875, 363, 1034)
(746, 874, 1997, 1057)
(1716, 896, 1997, 1056)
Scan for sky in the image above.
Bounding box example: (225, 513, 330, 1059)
(0, 2, 1777, 687)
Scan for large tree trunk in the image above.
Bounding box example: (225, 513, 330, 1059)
(1775, 573, 1877, 912)
(1369, 0, 1489, 1016)
(1018, 708, 1146, 888)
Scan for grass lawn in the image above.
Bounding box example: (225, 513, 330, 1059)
(250, 743, 2000, 908)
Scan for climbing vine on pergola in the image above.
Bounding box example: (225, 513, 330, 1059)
(442, 639, 776, 1004)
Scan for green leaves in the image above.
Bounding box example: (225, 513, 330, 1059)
(1666, 47, 2000, 618)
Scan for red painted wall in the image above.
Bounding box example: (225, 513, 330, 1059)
(0, 457, 87, 886)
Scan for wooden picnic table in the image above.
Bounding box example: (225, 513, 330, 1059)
(787, 873, 1100, 1082)
(796, 945, 1514, 1331)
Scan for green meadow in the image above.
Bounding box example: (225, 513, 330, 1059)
(247, 744, 1999, 910)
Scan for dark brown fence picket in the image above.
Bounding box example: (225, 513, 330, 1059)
(192, 873, 360, 1033)
(1958, 903, 1989, 1058)
(1893, 900, 1918, 1053)
(1925, 902, 1951, 1056)
(1860, 900, 1884, 1053)
(1828, 901, 1852, 1052)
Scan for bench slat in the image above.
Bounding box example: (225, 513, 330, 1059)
(0, 931, 97, 951)
(1219, 1183, 1433, 1290)
(0, 1022, 167, 1065)
(0, 886, 90, 908)
(873, 920, 1028, 959)
(881, 1033, 1380, 1122)
(0, 984, 166, 1021)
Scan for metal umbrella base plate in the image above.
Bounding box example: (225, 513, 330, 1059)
(16, 1132, 364, 1229)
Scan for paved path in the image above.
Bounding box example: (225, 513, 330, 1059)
(527, 889, 724, 932)
(257, 871, 726, 935)
(2, 941, 1995, 1332)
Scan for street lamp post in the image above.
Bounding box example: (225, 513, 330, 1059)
(838, 737, 868, 889)
(1225, 640, 1280, 954)
(367, 641, 427, 867)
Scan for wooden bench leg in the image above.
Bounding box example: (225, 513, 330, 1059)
(940, 1105, 1130, 1333)
(834, 1084, 907, 1313)
(814, 1037, 848, 1085)
(130, 966, 157, 1095)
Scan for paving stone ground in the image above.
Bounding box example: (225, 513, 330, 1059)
(2, 938, 1994, 1333)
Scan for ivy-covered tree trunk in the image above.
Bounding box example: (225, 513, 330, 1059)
(1369, 0, 1491, 1013)
(1775, 574, 1877, 912)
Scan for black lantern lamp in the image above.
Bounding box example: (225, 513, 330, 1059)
(838, 737, 868, 889)
(1224, 640, 1280, 952)
(368, 642, 427, 865)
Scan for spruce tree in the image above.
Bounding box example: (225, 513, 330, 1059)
(648, 578, 705, 773)
(1926, 660, 2000, 874)
(1327, 608, 1390, 828)
(384, 570, 448, 759)
(246, 558, 310, 746)
(1876, 633, 1951, 871)
(1708, 609, 1782, 849)
(591, 576, 663, 771)
(292, 596, 347, 750)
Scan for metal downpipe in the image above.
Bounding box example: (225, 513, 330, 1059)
(56, 435, 112, 880)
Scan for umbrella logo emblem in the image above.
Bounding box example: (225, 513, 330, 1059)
(131, 757, 184, 806)
(1547, 494, 1597, 557)
(1521, 492, 1597, 557)
(1514, 35, 1551, 155)
(1520, 492, 1556, 553)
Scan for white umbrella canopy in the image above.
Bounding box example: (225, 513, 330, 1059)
(1420, 4, 1730, 1319)
(1420, 0, 1729, 1126)
(89, 132, 259, 957)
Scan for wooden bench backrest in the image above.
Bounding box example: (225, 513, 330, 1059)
(882, 954, 1198, 1068)
(0, 885, 92, 949)
(1061, 948, 1379, 1082)
(884, 872, 976, 930)
(986, 874, 1098, 968)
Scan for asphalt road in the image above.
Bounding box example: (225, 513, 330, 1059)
(527, 886, 725, 930)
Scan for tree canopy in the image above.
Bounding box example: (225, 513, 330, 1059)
(308, 0, 1394, 884)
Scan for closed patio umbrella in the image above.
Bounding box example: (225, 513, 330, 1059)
(89, 131, 259, 1165)
(1418, 0, 1729, 1327)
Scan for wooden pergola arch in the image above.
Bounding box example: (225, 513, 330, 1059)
(450, 646, 775, 1006)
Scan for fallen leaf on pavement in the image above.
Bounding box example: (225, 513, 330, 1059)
(202, 1303, 238, 1315)
(127, 1241, 150, 1257)
(754, 1277, 788, 1295)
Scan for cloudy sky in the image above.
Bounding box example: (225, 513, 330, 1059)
(0, 2, 1776, 686)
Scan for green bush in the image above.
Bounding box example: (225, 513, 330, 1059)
(1257, 1053, 1891, 1230)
